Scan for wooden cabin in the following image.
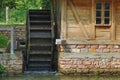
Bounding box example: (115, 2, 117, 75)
(53, 0, 120, 44)
(24, 0, 120, 73)
(53, 0, 120, 74)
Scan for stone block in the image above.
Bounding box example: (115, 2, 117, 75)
(66, 45, 77, 49)
(59, 48, 64, 52)
(110, 48, 120, 53)
(76, 69, 82, 72)
(107, 45, 113, 49)
(103, 49, 110, 53)
(1, 60, 7, 65)
(85, 45, 91, 48)
(114, 45, 120, 49)
(77, 44, 85, 49)
(70, 65, 77, 69)
(96, 48, 103, 53)
(71, 49, 81, 53)
(77, 60, 83, 65)
(59, 65, 65, 68)
(59, 60, 66, 64)
(84, 61, 92, 65)
(77, 65, 84, 68)
(91, 44, 99, 49)
(93, 61, 99, 65)
(89, 48, 96, 53)
(99, 45, 107, 49)
(65, 49, 71, 52)
(17, 65, 23, 70)
(8, 60, 14, 65)
(65, 60, 73, 65)
(13, 60, 23, 65)
(81, 48, 88, 53)
(64, 65, 71, 69)
(82, 65, 88, 69)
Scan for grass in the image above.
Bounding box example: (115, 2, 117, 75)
(0, 34, 9, 48)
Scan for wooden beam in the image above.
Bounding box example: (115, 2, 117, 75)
(91, 0, 95, 39)
(111, 0, 115, 40)
(60, 0, 67, 39)
(68, 0, 89, 39)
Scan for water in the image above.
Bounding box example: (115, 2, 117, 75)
(1, 75, 120, 80)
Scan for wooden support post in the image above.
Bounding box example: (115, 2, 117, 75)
(91, 0, 95, 39)
(61, 0, 67, 39)
(6, 6, 9, 24)
(111, 0, 115, 40)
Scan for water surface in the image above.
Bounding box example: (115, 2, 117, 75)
(1, 75, 120, 80)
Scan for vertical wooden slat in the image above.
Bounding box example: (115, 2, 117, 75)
(61, 0, 67, 39)
(111, 0, 115, 40)
(91, 0, 95, 39)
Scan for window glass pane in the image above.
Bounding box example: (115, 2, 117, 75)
(104, 11, 110, 17)
(96, 18, 101, 24)
(96, 3, 102, 9)
(105, 3, 110, 9)
(104, 18, 110, 24)
(96, 11, 101, 17)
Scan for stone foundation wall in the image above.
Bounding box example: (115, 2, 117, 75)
(58, 44, 120, 75)
(59, 44, 120, 53)
(0, 52, 23, 75)
(0, 26, 26, 40)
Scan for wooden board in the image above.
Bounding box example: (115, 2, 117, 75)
(96, 27, 110, 40)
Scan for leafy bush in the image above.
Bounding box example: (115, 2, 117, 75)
(9, 9, 26, 24)
(0, 0, 51, 24)
(0, 8, 6, 23)
(0, 64, 6, 74)
(0, 34, 9, 48)
(41, 0, 50, 9)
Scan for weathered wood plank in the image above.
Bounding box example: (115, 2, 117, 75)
(61, 0, 67, 39)
(111, 0, 115, 40)
(91, 0, 95, 39)
(66, 39, 120, 44)
(68, 0, 89, 39)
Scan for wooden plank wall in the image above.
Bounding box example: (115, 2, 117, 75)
(66, 0, 91, 40)
(60, 0, 120, 41)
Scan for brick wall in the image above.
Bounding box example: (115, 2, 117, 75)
(58, 44, 120, 75)
(0, 52, 23, 75)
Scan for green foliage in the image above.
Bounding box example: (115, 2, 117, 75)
(9, 9, 26, 24)
(41, 0, 51, 9)
(0, 0, 16, 8)
(0, 8, 5, 23)
(0, 64, 7, 74)
(15, 0, 42, 9)
(0, 0, 51, 24)
(0, 34, 9, 48)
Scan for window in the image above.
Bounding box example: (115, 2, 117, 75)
(96, 2, 111, 25)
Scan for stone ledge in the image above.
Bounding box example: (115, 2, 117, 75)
(59, 68, 120, 75)
(66, 39, 120, 44)
(60, 52, 120, 59)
